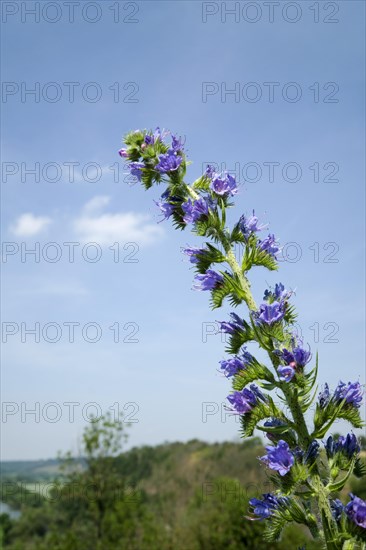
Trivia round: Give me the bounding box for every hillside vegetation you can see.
[1,418,365,549]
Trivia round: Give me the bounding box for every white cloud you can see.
[82,195,110,214]
[74,195,164,246]
[11,213,52,237]
[16,281,89,297]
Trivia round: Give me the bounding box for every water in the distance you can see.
[0,501,21,519]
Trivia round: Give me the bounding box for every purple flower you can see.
[336,434,360,459]
[326,434,360,461]
[260,440,295,476]
[274,283,286,300]
[219,347,253,378]
[303,440,320,463]
[331,499,344,521]
[318,383,330,408]
[154,196,175,221]
[258,234,280,258]
[281,346,311,368]
[219,312,245,334]
[334,381,363,408]
[182,197,209,224]
[264,283,291,303]
[182,247,206,264]
[293,346,311,366]
[128,162,145,181]
[219,357,245,378]
[155,151,182,173]
[226,387,257,414]
[241,346,254,363]
[281,349,295,364]
[144,126,168,145]
[324,435,335,458]
[239,211,268,239]
[278,365,295,383]
[249,384,266,402]
[192,270,223,291]
[219,321,237,334]
[249,493,283,520]
[345,494,366,528]
[210,172,237,196]
[325,435,336,458]
[205,164,216,179]
[171,134,185,152]
[257,302,285,325]
[118,148,129,158]
[338,434,360,458]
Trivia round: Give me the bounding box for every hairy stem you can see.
[182,178,337,546]
[226,248,257,311]
[220,236,337,547]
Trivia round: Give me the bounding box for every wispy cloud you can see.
[74,196,164,246]
[10,213,52,237]
[30,282,89,296]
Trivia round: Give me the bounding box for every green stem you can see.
[220,238,338,547]
[182,178,337,546]
[226,249,257,311]
[185,184,199,201]
[282,386,312,447]
[184,182,257,312]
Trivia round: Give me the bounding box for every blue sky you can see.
[1,0,365,460]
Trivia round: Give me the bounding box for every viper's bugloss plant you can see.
[119,127,366,549]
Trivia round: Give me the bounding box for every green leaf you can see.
[194,211,223,243]
[257,423,297,447]
[240,397,287,437]
[171,211,187,231]
[192,175,210,192]
[327,458,356,492]
[210,272,247,310]
[312,398,364,439]
[230,223,245,244]
[272,463,309,496]
[354,458,366,478]
[194,243,226,274]
[124,129,146,147]
[264,514,288,542]
[297,355,319,412]
[258,321,285,343]
[284,303,298,324]
[225,322,255,355]
[140,169,156,190]
[242,243,278,272]
[260,382,279,391]
[233,359,275,390]
[264,497,318,542]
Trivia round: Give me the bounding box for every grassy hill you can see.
[1,438,365,549]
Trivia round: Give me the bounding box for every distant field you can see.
[1,458,84,481]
